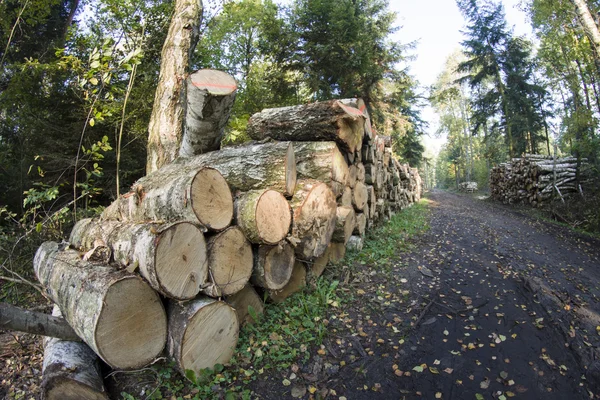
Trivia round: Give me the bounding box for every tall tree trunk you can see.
[570,0,600,76]
[146,0,203,174]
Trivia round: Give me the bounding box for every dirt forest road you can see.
[321,190,600,400]
[390,190,600,399]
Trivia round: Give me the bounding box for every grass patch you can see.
[122,199,432,399]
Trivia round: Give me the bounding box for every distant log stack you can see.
[490,154,588,206]
[31,91,423,388]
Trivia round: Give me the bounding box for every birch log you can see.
[251,242,295,290]
[0,303,79,341]
[236,190,291,245]
[70,219,207,300]
[41,306,108,400]
[180,69,237,157]
[247,100,365,153]
[294,142,349,185]
[204,226,253,297]
[34,242,167,370]
[226,285,264,325]
[167,298,239,378]
[288,180,337,260]
[102,166,233,232]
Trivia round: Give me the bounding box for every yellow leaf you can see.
[89,77,98,85]
[89,118,95,127]
[308,386,317,394]
[435,392,442,398]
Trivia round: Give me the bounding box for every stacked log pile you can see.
[490,154,586,206]
[29,71,422,397]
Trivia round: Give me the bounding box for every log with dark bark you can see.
[146,0,203,173]
[34,242,167,370]
[103,166,233,232]
[251,242,295,290]
[288,180,337,260]
[236,189,291,245]
[226,284,264,325]
[247,100,365,153]
[180,69,237,157]
[41,306,108,400]
[268,261,307,304]
[332,206,356,244]
[0,302,79,341]
[294,142,349,185]
[70,219,207,300]
[204,226,253,297]
[167,298,238,378]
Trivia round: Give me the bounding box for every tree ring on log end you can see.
[191,167,233,230]
[255,190,291,245]
[207,227,253,296]
[263,243,295,290]
[155,222,208,300]
[181,301,238,374]
[95,277,167,369]
[46,382,108,400]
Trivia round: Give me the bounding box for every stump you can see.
[180,69,237,157]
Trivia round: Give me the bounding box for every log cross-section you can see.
[34,242,167,370]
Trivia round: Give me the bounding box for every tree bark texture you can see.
[41,306,108,400]
[34,242,167,370]
[167,297,238,378]
[180,69,237,157]
[70,219,208,300]
[146,0,203,173]
[288,180,337,261]
[235,189,291,245]
[247,100,366,153]
[102,166,233,232]
[0,302,79,341]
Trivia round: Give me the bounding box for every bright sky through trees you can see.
[390,0,533,153]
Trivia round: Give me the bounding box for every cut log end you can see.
[44,380,108,400]
[269,261,307,304]
[191,167,233,230]
[252,242,295,290]
[189,69,237,95]
[206,227,253,296]
[171,299,239,376]
[226,285,264,325]
[155,222,208,300]
[95,277,167,370]
[254,190,292,245]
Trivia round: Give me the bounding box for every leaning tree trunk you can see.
[34,242,167,370]
[247,100,365,153]
[146,0,203,173]
[251,242,295,290]
[70,219,208,300]
[167,297,239,378]
[180,69,237,157]
[204,226,253,297]
[236,189,291,245]
[288,180,337,260]
[102,166,233,232]
[41,306,109,400]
